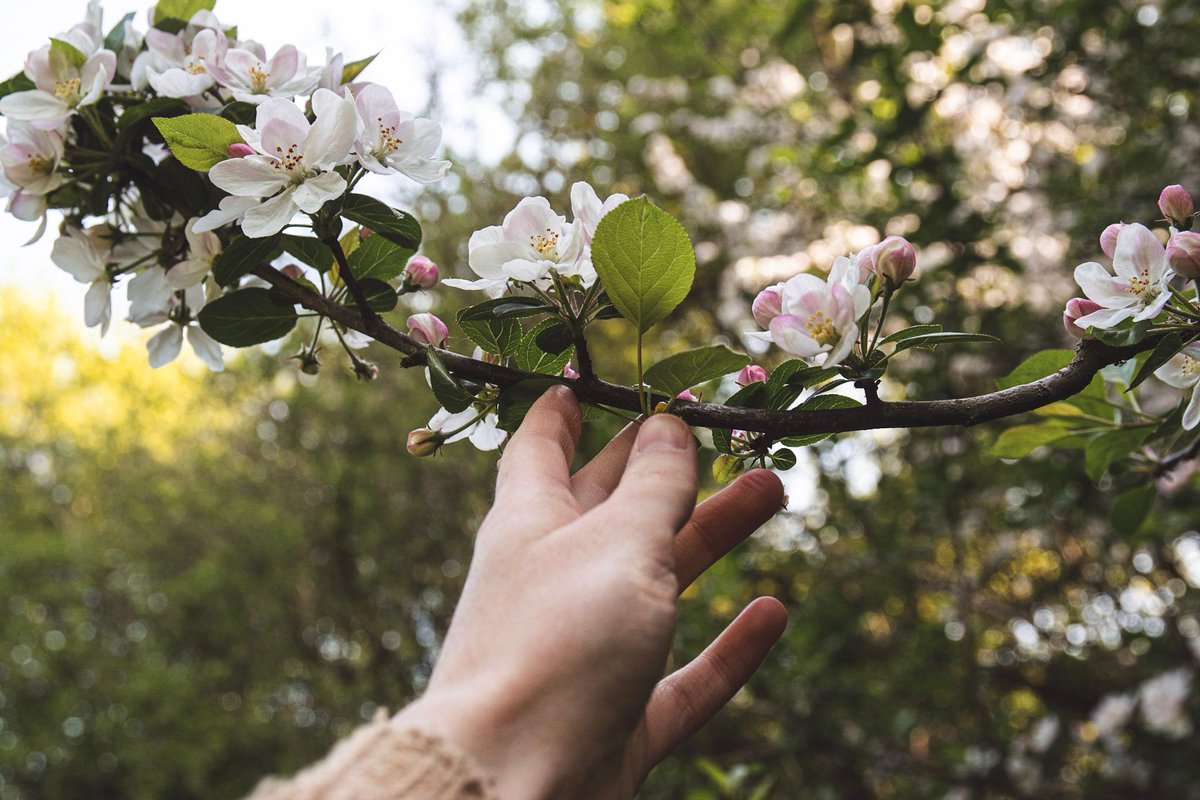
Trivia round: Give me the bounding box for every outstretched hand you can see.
[395,385,788,798]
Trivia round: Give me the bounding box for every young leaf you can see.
[459,296,552,321]
[1110,484,1156,538]
[880,323,943,345]
[281,234,335,272]
[1090,321,1148,347]
[212,233,283,286]
[591,196,696,333]
[1128,333,1186,391]
[781,432,833,447]
[341,52,379,84]
[517,320,574,374]
[800,394,863,411]
[341,194,422,249]
[769,448,798,470]
[104,11,137,51]
[425,348,476,414]
[152,0,215,24]
[152,113,244,172]
[49,39,87,70]
[642,345,750,398]
[346,234,411,282]
[457,314,522,357]
[0,72,34,101]
[990,424,1074,459]
[1084,427,1152,481]
[892,331,1000,353]
[997,350,1074,390]
[197,288,298,346]
[534,320,574,355]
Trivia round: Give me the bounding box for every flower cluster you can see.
[0,0,449,371]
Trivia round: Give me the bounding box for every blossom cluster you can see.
[0,1,449,371]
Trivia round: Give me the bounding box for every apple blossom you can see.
[1138,668,1193,739]
[407,313,448,347]
[1062,297,1102,340]
[427,406,507,451]
[140,27,226,100]
[768,283,859,367]
[737,364,768,385]
[207,90,358,238]
[352,84,451,184]
[777,256,871,325]
[147,316,225,372]
[872,236,917,285]
[126,266,176,327]
[50,227,112,335]
[0,42,116,129]
[566,181,628,285]
[0,123,65,222]
[167,218,222,289]
[210,43,321,105]
[1072,223,1173,330]
[1090,693,1136,739]
[1099,222,1126,259]
[1166,231,1200,279]
[1153,344,1200,430]
[751,285,784,329]
[1158,184,1193,229]
[403,254,439,289]
[562,363,580,380]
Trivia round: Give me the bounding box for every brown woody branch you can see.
[255,265,1156,437]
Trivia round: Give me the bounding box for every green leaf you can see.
[496,378,561,433]
[152,113,244,172]
[517,319,574,374]
[0,71,35,101]
[765,360,835,409]
[1110,484,1156,538]
[1085,427,1152,481]
[341,194,422,249]
[534,320,575,355]
[457,314,522,357]
[892,331,1001,353]
[643,345,750,398]
[800,394,863,411]
[425,348,476,414]
[281,234,335,273]
[990,424,1075,459]
[780,432,833,447]
[997,350,1074,390]
[880,323,943,345]
[769,448,798,470]
[458,296,552,321]
[152,0,215,24]
[1128,334,1186,391]
[341,52,379,84]
[358,277,398,312]
[197,288,298,346]
[712,453,744,484]
[104,12,137,52]
[1090,321,1149,347]
[591,196,696,333]
[346,234,411,282]
[49,38,87,70]
[212,233,283,287]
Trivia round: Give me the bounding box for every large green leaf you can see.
[1085,427,1152,481]
[152,113,244,172]
[281,234,335,273]
[458,314,522,357]
[643,345,750,398]
[197,288,298,346]
[591,197,695,333]
[997,350,1074,390]
[1128,333,1186,391]
[345,234,411,282]
[458,296,553,321]
[1111,484,1156,538]
[880,323,943,345]
[496,379,561,433]
[516,320,574,374]
[892,331,1000,353]
[341,194,422,250]
[212,233,283,287]
[358,277,398,312]
[990,424,1075,459]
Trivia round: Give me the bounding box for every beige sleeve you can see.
[244,709,498,800]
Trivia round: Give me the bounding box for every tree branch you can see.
[255,265,1156,437]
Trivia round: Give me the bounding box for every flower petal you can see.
[1074,261,1131,306]
[208,155,287,197]
[147,324,184,368]
[241,188,298,238]
[1112,223,1165,280]
[290,170,345,213]
[187,325,225,372]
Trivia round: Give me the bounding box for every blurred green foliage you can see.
[5,0,1200,798]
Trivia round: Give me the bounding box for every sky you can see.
[0,0,516,325]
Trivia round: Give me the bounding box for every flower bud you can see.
[353,359,380,381]
[1159,184,1194,229]
[562,363,580,380]
[676,389,698,402]
[406,313,448,347]
[226,142,255,158]
[1167,231,1200,279]
[280,263,304,280]
[752,286,783,329]
[1063,297,1102,340]
[1099,222,1126,259]
[403,255,439,289]
[736,364,768,386]
[359,226,375,241]
[291,349,321,375]
[407,428,441,457]
[873,236,917,285]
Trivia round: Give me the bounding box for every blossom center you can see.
[53,77,81,103]
[271,143,307,180]
[248,64,270,94]
[1126,269,1161,306]
[186,59,207,75]
[1181,356,1199,378]
[374,116,403,155]
[804,310,837,345]
[27,154,53,175]
[530,228,560,258]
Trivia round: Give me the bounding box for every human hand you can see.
[394,385,788,799]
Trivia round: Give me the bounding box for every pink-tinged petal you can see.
[259,117,307,162]
[208,155,287,196]
[769,314,822,358]
[1154,347,1200,389]
[395,156,450,184]
[167,257,211,289]
[51,235,103,282]
[504,258,553,283]
[80,51,117,96]
[187,326,225,372]
[1073,261,1131,306]
[149,68,213,98]
[503,196,563,244]
[468,240,530,279]
[84,279,111,331]
[404,117,443,158]
[241,188,298,237]
[184,219,222,257]
[127,268,174,325]
[147,325,184,368]
[442,276,506,293]
[1131,284,1172,322]
[254,95,309,132]
[1074,306,1134,330]
[825,328,857,366]
[266,45,300,85]
[355,84,401,131]
[467,225,506,250]
[290,170,345,213]
[0,90,68,123]
[1185,381,1200,431]
[302,89,356,165]
[570,181,603,232]
[780,273,826,311]
[1112,223,1165,281]
[8,191,46,221]
[191,29,222,61]
[145,29,185,61]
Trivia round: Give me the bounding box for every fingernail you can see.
[635,415,690,453]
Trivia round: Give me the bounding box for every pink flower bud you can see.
[1167,231,1200,279]
[1159,184,1194,228]
[359,227,374,241]
[280,264,304,280]
[752,286,783,329]
[873,236,917,285]
[407,428,440,457]
[406,313,448,347]
[1063,297,1102,339]
[1099,222,1126,259]
[404,255,439,289]
[676,389,698,402]
[736,364,768,385]
[226,142,255,158]
[562,363,580,380]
